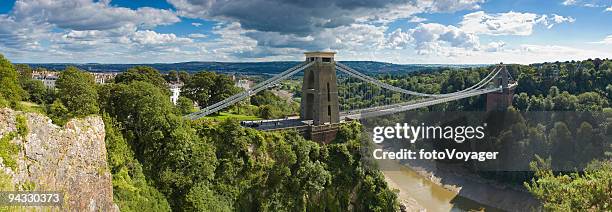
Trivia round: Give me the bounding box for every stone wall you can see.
[0,108,117,211]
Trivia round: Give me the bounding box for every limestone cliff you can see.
[0,108,117,211]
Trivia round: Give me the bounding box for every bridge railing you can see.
[186,61,315,119]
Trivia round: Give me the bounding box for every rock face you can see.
[0,108,117,211]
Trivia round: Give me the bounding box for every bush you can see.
[48,100,69,126]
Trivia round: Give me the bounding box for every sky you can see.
[0,0,610,64]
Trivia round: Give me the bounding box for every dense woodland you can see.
[0,54,397,211]
[1,53,611,211]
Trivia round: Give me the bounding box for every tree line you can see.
[0,54,398,211]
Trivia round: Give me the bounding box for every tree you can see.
[103,115,171,211]
[165,70,178,82]
[528,95,545,111]
[114,66,169,93]
[526,158,612,211]
[0,54,25,105]
[181,71,238,109]
[178,71,191,83]
[48,100,69,126]
[185,182,231,212]
[577,92,608,111]
[513,92,530,111]
[258,105,277,119]
[176,96,195,115]
[251,90,281,106]
[552,91,578,111]
[21,79,47,104]
[548,86,560,98]
[14,64,32,80]
[56,66,99,117]
[103,81,217,210]
[181,72,215,107]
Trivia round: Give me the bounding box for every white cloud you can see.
[562,0,577,5]
[11,0,179,31]
[591,35,612,44]
[605,6,612,11]
[408,16,427,23]
[392,23,480,56]
[460,11,575,36]
[192,22,202,27]
[484,41,506,52]
[188,33,208,38]
[386,29,413,49]
[131,30,192,45]
[417,0,485,12]
[561,0,609,8]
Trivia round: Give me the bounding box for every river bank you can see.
[380,158,541,211]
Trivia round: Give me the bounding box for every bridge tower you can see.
[486,64,514,111]
[300,52,341,143]
[301,52,340,125]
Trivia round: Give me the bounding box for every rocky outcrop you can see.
[0,108,117,211]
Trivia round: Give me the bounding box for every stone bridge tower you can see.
[486,64,514,111]
[301,52,340,125]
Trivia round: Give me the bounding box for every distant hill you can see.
[23,61,487,75]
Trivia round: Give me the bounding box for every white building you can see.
[92,72,117,84]
[169,82,183,105]
[32,73,59,89]
[235,79,252,90]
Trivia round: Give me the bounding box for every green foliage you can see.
[185,182,231,212]
[181,71,239,109]
[103,115,171,211]
[249,90,300,118]
[0,94,8,108]
[56,66,99,117]
[20,79,47,104]
[0,132,19,171]
[511,60,611,112]
[0,115,26,172]
[0,171,13,190]
[15,115,28,137]
[101,81,217,210]
[0,54,25,105]
[17,101,45,114]
[48,100,69,126]
[526,158,612,211]
[258,105,277,119]
[186,120,398,211]
[114,66,169,94]
[176,96,195,115]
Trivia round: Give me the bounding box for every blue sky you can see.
[0,0,610,64]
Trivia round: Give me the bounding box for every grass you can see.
[0,132,19,170]
[201,112,262,121]
[18,101,45,114]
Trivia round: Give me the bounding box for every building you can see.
[32,70,118,88]
[169,82,183,105]
[235,79,252,90]
[92,72,118,84]
[31,70,59,88]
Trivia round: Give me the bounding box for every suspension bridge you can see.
[186,52,517,142]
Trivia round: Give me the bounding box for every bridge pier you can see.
[300,52,341,143]
[486,64,514,111]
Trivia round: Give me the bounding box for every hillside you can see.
[24,61,485,75]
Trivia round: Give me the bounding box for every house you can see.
[169,82,183,105]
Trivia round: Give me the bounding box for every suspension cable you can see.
[336,62,501,98]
